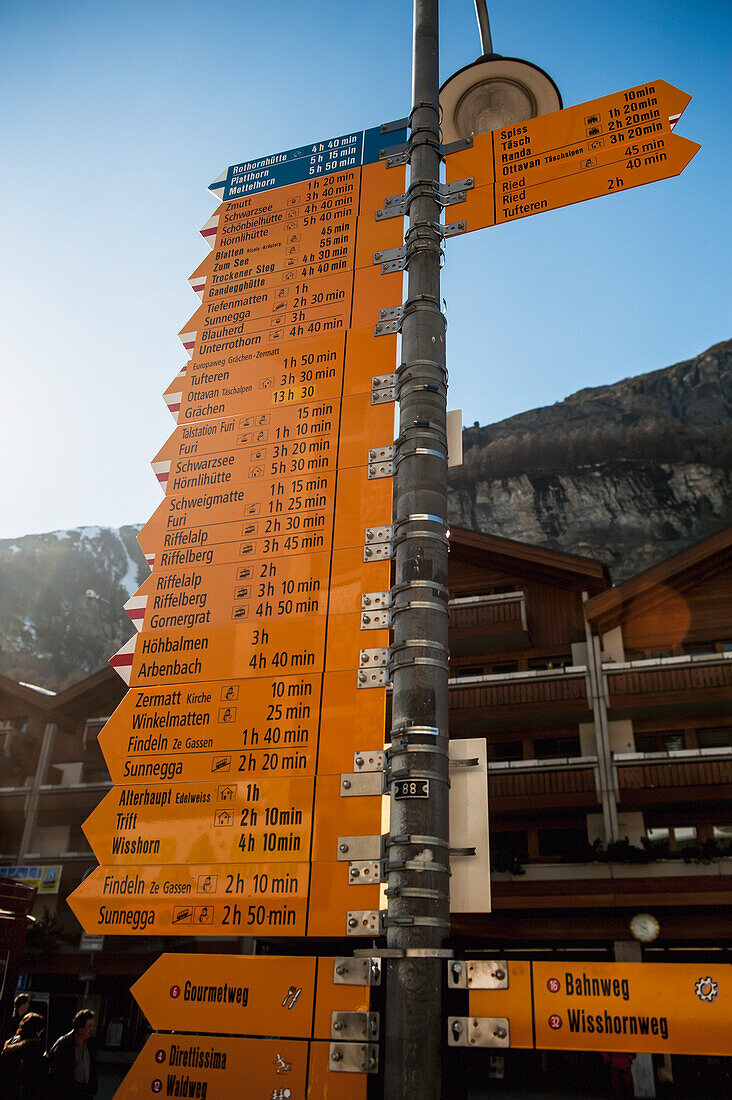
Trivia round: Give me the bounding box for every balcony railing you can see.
[449,666,589,732]
[449,592,530,654]
[604,653,732,714]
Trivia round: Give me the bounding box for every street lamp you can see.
[439,1,562,142]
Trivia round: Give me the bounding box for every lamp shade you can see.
[440,55,562,144]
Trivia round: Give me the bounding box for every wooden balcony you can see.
[617,753,732,806]
[605,657,732,719]
[489,761,599,813]
[449,668,590,733]
[449,592,530,655]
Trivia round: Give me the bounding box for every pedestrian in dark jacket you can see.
[1,1011,47,1099]
[47,1009,97,1099]
[3,993,31,1046]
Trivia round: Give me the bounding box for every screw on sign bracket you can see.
[346,910,385,937]
[329,1043,380,1073]
[447,960,509,989]
[333,956,382,986]
[447,1017,510,1047]
[331,1011,380,1041]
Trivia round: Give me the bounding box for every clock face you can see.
[630,913,660,942]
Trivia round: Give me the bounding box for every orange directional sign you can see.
[444,81,698,232]
[111,610,387,688]
[98,667,387,785]
[125,546,384,633]
[68,859,380,938]
[163,327,397,422]
[181,262,399,357]
[533,961,732,1057]
[137,466,393,568]
[150,391,394,493]
[465,961,732,1057]
[82,776,315,865]
[446,79,692,187]
[116,1034,368,1099]
[452,131,699,232]
[130,954,372,1038]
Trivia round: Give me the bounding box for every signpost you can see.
[68,5,701,1097]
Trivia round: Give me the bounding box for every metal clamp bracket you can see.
[381,116,410,134]
[354,750,386,771]
[447,961,509,990]
[341,771,384,797]
[442,135,473,156]
[346,910,385,937]
[333,956,382,986]
[385,914,450,928]
[449,757,480,769]
[363,526,393,563]
[329,1042,380,1073]
[359,647,388,669]
[374,318,401,336]
[386,860,450,876]
[443,220,467,238]
[367,445,394,480]
[331,1011,380,1041]
[338,835,385,862]
[389,724,441,739]
[375,194,407,220]
[348,859,385,885]
[371,373,397,403]
[384,886,447,901]
[447,1018,509,1048]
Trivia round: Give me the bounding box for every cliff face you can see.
[450,463,732,582]
[0,525,147,690]
[450,340,732,581]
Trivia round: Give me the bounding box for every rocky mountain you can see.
[0,526,147,690]
[1,340,729,689]
[450,339,732,580]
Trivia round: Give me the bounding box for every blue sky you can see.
[1,1,729,538]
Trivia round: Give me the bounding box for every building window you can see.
[490,661,519,674]
[634,730,685,753]
[491,740,523,762]
[697,727,732,749]
[683,642,717,656]
[454,665,484,678]
[534,735,581,759]
[646,826,697,852]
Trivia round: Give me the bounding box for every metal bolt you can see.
[494,969,505,981]
[350,867,360,878]
[331,1050,342,1062]
[348,917,358,928]
[366,529,374,540]
[355,756,364,767]
[342,779,351,790]
[358,670,368,682]
[360,653,369,664]
[376,210,383,218]
[339,843,349,853]
[335,965,345,975]
[374,253,382,262]
[494,1027,507,1040]
[333,1021,343,1031]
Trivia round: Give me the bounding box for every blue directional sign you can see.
[209,123,407,202]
